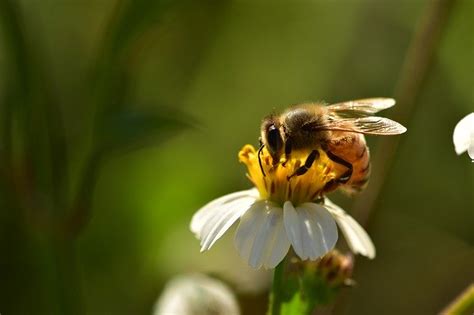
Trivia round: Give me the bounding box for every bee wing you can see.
[327,98,396,116]
[310,116,407,135]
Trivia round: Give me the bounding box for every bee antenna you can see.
[258,144,266,177]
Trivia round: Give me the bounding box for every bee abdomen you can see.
[346,142,371,192]
[322,133,371,194]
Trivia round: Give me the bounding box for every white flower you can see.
[190,145,375,269]
[153,274,240,315]
[191,188,375,269]
[453,113,474,160]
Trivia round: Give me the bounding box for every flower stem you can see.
[53,239,84,315]
[351,0,458,227]
[269,258,286,315]
[440,284,474,315]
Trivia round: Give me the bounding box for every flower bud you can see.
[315,250,354,288]
[153,274,240,315]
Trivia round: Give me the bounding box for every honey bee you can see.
[259,98,406,194]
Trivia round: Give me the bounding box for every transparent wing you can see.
[327,98,396,116]
[307,116,407,135]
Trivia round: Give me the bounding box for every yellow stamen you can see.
[238,145,346,205]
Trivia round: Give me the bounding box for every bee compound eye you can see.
[267,125,283,153]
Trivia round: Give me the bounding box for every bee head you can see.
[261,116,284,160]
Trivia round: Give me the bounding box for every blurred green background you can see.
[0,0,473,314]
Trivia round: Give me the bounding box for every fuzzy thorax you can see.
[238,145,346,205]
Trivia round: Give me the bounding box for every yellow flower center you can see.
[238,145,346,205]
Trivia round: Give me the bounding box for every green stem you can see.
[53,239,83,315]
[270,258,286,315]
[351,0,458,227]
[441,284,474,315]
[62,149,103,239]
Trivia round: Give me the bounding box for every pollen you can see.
[238,145,346,205]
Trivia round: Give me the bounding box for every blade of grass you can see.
[351,0,458,226]
[333,0,458,313]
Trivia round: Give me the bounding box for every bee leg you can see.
[325,150,353,184]
[313,195,325,204]
[322,179,339,193]
[258,144,266,177]
[287,149,320,180]
[282,140,292,167]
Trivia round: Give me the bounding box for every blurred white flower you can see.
[153,274,240,315]
[453,113,474,161]
[190,145,375,269]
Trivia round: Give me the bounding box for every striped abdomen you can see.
[324,132,371,194]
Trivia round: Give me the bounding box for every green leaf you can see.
[280,291,306,315]
[278,263,339,315]
[107,0,175,55]
[95,107,194,155]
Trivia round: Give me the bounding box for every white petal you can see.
[469,140,474,160]
[199,198,256,251]
[234,201,290,269]
[324,198,376,259]
[453,113,474,155]
[282,201,304,256]
[469,128,474,160]
[190,188,258,235]
[153,274,240,315]
[284,201,338,260]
